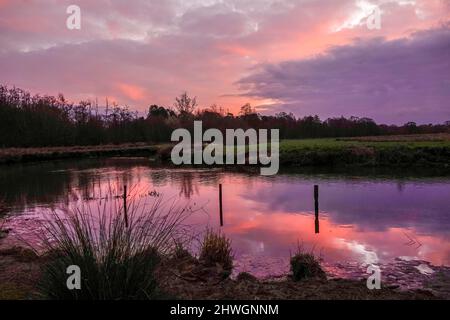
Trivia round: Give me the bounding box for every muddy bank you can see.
[154,254,441,300]
[0,245,446,300]
[233,254,450,298]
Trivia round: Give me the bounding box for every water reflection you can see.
[1,158,449,273]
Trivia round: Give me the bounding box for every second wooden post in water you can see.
[314,185,319,234]
[219,184,223,227]
[124,185,129,228]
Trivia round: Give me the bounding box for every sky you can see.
[0,0,449,124]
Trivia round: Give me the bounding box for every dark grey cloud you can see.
[237,26,450,124]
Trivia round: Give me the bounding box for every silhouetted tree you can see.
[174,92,197,116]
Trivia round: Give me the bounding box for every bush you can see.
[36,196,192,300]
[290,246,325,281]
[199,229,233,272]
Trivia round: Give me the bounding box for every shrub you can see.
[290,246,325,281]
[199,229,233,272]
[36,195,192,300]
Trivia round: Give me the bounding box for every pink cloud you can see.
[117,83,147,102]
[0,0,448,119]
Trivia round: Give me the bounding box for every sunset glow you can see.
[1,0,449,123]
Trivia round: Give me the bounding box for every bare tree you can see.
[174,92,197,116]
[239,103,255,116]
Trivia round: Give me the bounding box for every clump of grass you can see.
[35,195,192,300]
[290,244,325,281]
[199,229,233,272]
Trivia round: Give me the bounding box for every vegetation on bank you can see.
[0,143,160,164]
[1,134,449,167]
[279,136,450,167]
[199,229,234,275]
[290,245,326,281]
[1,85,449,148]
[33,197,193,300]
[0,236,441,300]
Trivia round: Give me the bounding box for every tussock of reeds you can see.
[290,243,325,281]
[199,228,233,272]
[35,193,194,300]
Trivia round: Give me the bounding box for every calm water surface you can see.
[1,158,449,277]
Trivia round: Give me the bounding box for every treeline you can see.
[0,86,449,148]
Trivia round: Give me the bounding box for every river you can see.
[1,157,449,280]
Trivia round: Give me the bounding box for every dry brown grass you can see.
[199,229,234,272]
[0,142,150,157]
[0,143,167,164]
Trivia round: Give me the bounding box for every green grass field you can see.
[278,134,450,167]
[280,135,450,152]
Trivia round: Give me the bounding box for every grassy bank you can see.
[0,143,162,164]
[1,134,449,168]
[279,134,450,168]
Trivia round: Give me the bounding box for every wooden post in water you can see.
[124,185,129,228]
[314,185,319,234]
[219,184,223,227]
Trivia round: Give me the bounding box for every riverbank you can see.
[279,134,450,168]
[0,143,161,164]
[1,134,449,168]
[0,245,443,300]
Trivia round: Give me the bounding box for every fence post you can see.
[124,185,128,227]
[314,185,319,234]
[219,184,223,227]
